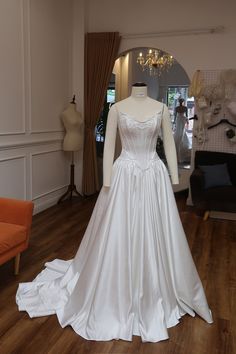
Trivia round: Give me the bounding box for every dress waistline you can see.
[117,151,161,171]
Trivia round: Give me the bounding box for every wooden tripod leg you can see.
[15,253,21,275]
[203,211,210,221]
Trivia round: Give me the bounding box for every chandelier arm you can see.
[137,48,174,76]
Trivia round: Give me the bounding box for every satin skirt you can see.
[16,157,213,342]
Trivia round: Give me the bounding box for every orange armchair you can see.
[0,197,34,274]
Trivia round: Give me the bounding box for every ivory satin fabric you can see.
[16,109,213,342]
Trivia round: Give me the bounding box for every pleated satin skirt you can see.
[16,156,213,342]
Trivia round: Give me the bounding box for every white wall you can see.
[86,0,236,77]
[71,0,86,192]
[113,53,132,101]
[0,0,74,213]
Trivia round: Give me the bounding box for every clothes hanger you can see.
[208,117,236,129]
[189,114,198,121]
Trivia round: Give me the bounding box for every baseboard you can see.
[33,187,68,214]
[209,211,236,221]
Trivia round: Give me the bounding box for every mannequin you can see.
[174,98,191,164]
[61,97,83,151]
[103,84,179,186]
[174,98,188,123]
[17,84,213,343]
[58,96,83,203]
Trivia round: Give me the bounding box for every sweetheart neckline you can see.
[119,110,162,124]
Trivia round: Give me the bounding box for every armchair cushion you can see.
[190,151,236,215]
[0,198,33,229]
[0,222,27,254]
[0,197,33,272]
[199,163,232,189]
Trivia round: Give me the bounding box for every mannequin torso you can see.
[103,86,179,187]
[61,103,83,151]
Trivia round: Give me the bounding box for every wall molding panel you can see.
[0,135,63,151]
[30,129,64,134]
[31,148,70,207]
[0,155,27,200]
[33,185,68,201]
[0,0,26,135]
[33,186,68,215]
[22,0,32,133]
[29,0,72,133]
[0,0,74,213]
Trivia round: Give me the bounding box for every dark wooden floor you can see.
[0,192,235,354]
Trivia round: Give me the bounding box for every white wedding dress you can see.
[16,109,213,343]
[174,112,191,163]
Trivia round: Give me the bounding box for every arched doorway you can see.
[96,47,194,191]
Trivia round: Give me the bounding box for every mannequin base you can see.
[57,162,82,204]
[57,184,82,204]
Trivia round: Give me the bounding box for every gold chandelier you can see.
[137,49,174,76]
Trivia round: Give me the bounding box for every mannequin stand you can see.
[58,152,82,204]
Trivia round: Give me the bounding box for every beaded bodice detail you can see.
[117,110,163,170]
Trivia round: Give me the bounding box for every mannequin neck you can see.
[67,103,76,110]
[131,86,148,99]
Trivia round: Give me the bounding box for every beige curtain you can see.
[82,32,121,196]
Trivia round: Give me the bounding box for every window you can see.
[107,89,115,103]
[95,88,115,157]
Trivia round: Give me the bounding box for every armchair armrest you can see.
[0,198,34,232]
[190,168,205,204]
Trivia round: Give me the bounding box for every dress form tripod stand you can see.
[58,95,83,204]
[58,151,81,203]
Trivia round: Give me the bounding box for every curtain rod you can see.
[121,26,225,39]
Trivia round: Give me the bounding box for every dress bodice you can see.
[117,110,163,170]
